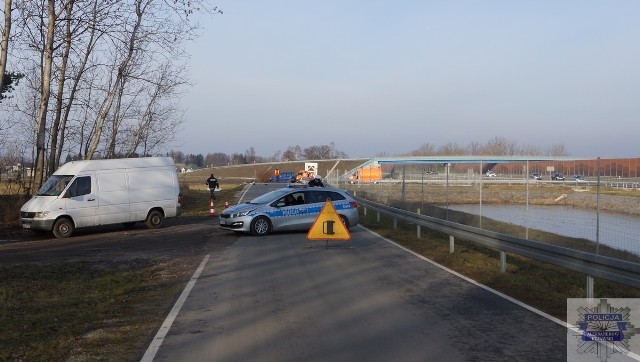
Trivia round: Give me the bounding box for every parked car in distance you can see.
[270,170,296,183]
[219,186,359,236]
[485,171,497,177]
[551,173,565,181]
[425,171,438,175]
[530,173,542,180]
[569,174,587,182]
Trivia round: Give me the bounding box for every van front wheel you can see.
[145,210,164,229]
[53,218,74,238]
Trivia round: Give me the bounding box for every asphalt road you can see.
[149,225,575,362]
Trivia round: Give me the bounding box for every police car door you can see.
[271,191,307,231]
[298,190,330,228]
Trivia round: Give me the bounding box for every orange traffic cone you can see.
[209,198,216,216]
[224,200,229,209]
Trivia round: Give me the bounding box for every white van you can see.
[20,157,181,238]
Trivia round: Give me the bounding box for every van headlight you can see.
[35,211,49,218]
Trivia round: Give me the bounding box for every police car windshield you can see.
[37,175,74,196]
[249,189,290,204]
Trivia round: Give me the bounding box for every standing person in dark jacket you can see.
[308,175,324,187]
[206,174,219,199]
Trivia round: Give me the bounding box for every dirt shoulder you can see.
[0,215,226,263]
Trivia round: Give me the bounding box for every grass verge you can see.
[0,258,200,361]
[178,182,245,217]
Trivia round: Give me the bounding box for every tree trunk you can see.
[32,0,56,194]
[0,0,12,97]
[48,2,73,173]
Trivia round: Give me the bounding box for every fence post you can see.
[393,217,397,229]
[417,208,421,238]
[449,235,455,254]
[500,251,507,273]
[586,275,594,299]
[377,211,380,223]
[363,206,367,216]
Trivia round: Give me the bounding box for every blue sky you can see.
[180,1,640,158]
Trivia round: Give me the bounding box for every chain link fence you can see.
[325,159,640,263]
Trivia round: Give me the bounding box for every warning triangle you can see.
[307,199,351,240]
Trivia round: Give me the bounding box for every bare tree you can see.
[0,0,12,95]
[302,145,325,160]
[244,147,257,163]
[117,61,187,157]
[84,0,145,159]
[282,145,302,161]
[169,149,184,163]
[547,143,568,157]
[55,0,125,163]
[46,0,73,173]
[85,0,216,159]
[230,153,245,165]
[480,136,517,156]
[32,0,73,193]
[518,144,542,156]
[302,142,347,160]
[268,150,282,162]
[207,152,230,166]
[8,0,219,190]
[407,143,436,156]
[467,141,481,155]
[436,142,466,155]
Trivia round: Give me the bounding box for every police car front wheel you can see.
[250,216,272,236]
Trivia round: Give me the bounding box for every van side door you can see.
[64,175,97,228]
[97,172,130,225]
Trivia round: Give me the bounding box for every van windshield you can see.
[37,175,74,196]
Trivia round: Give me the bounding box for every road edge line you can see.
[140,254,211,362]
[363,226,640,361]
[359,225,569,326]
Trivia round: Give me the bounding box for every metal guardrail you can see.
[355,196,640,289]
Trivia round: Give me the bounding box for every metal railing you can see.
[355,196,640,295]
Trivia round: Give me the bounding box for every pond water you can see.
[448,204,640,255]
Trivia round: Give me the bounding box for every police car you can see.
[219,186,359,236]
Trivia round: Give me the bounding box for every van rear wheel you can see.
[145,210,164,229]
[53,218,74,238]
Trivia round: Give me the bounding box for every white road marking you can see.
[361,226,640,361]
[140,254,210,362]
